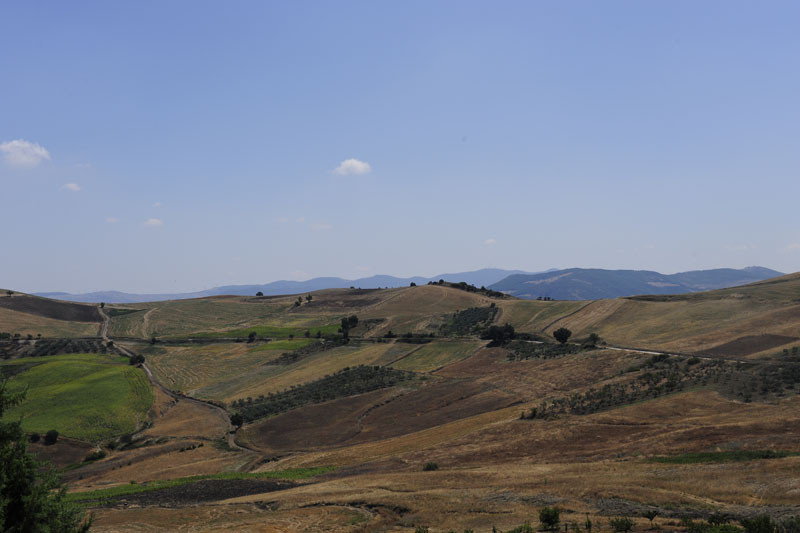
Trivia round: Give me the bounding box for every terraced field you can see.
[1,353,153,442]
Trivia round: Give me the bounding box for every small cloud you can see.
[783,243,800,253]
[152,201,161,208]
[484,238,496,246]
[0,139,51,167]
[105,217,119,223]
[333,158,371,176]
[310,223,333,231]
[61,183,80,192]
[75,162,93,169]
[644,243,656,250]
[355,265,370,272]
[276,217,289,223]
[143,218,163,227]
[289,270,308,280]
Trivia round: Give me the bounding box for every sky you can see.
[2,1,800,294]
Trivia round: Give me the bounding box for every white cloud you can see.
[289,270,308,280]
[484,238,496,246]
[0,139,51,167]
[333,158,371,176]
[296,217,306,223]
[61,183,80,192]
[783,243,800,252]
[152,201,162,208]
[310,223,333,231]
[105,217,119,223]
[143,218,163,227]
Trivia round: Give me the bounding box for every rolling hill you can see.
[489,266,783,300]
[4,274,800,531]
[34,268,541,303]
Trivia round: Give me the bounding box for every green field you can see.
[250,338,317,351]
[1,353,153,442]
[391,341,482,372]
[192,323,340,339]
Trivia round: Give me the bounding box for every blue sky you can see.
[2,1,799,293]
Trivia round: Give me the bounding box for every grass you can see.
[0,307,99,338]
[1,353,153,442]
[649,450,800,464]
[250,338,316,352]
[192,323,340,339]
[391,341,481,372]
[66,466,337,504]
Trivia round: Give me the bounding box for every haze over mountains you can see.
[35,266,782,304]
[489,266,783,300]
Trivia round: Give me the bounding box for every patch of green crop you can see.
[1,354,152,442]
[66,466,336,504]
[250,338,316,352]
[193,324,340,339]
[649,450,800,464]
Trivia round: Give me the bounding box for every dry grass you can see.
[0,307,99,337]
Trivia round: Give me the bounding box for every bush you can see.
[422,462,439,471]
[610,517,635,532]
[553,327,572,344]
[83,449,107,462]
[29,433,40,443]
[44,429,59,445]
[539,506,561,531]
[742,515,776,533]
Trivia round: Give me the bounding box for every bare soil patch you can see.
[0,295,101,323]
[102,479,297,507]
[700,334,799,357]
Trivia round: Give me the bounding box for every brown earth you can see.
[0,294,101,323]
[700,334,799,358]
[240,379,518,454]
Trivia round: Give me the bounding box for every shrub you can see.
[422,462,439,471]
[83,449,107,462]
[742,515,776,533]
[553,327,572,344]
[508,522,534,533]
[29,433,40,443]
[540,506,561,531]
[44,429,59,445]
[610,517,635,532]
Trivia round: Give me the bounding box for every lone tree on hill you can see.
[305,294,312,302]
[553,327,572,344]
[0,382,92,531]
[256,291,263,296]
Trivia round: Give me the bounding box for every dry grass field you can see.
[4,277,800,531]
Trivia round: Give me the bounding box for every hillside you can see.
[3,278,800,531]
[34,268,542,303]
[489,266,783,300]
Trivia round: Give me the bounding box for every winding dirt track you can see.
[98,307,257,459]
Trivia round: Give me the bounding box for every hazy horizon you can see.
[3,1,800,294]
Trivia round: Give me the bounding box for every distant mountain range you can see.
[488,266,784,300]
[35,266,785,304]
[35,268,543,304]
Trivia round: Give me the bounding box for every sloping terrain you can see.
[3,277,800,531]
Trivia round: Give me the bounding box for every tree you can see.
[247,332,256,343]
[0,381,92,531]
[100,302,105,308]
[553,327,572,344]
[480,324,516,346]
[44,429,59,445]
[305,294,312,302]
[230,413,244,429]
[410,282,416,287]
[539,506,561,531]
[256,291,263,296]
